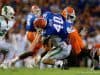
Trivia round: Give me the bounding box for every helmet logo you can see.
[4,6,7,15]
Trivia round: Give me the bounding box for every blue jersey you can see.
[42,12,71,41]
[25,13,36,32]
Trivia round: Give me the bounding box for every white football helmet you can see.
[31,5,41,17]
[1,6,15,20]
[61,6,76,23]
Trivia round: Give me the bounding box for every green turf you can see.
[0,67,100,75]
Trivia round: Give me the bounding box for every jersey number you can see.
[53,16,63,32]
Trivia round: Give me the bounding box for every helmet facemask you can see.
[66,13,76,23]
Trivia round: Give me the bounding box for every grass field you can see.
[0,67,100,75]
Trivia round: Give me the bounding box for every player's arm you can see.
[29,31,41,51]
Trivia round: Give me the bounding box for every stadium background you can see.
[0,0,100,75]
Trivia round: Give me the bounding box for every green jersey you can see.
[0,16,15,39]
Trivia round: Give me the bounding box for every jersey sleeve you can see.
[43,12,51,19]
[26,14,34,26]
[66,22,75,33]
[25,14,36,31]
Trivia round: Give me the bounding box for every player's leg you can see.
[10,31,40,65]
[39,47,61,69]
[10,45,43,67]
[94,47,100,70]
[10,51,34,65]
[41,42,72,69]
[0,52,5,65]
[41,47,62,64]
[50,42,71,69]
[41,36,63,64]
[0,41,16,69]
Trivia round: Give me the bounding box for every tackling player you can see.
[10,11,72,69]
[33,12,72,69]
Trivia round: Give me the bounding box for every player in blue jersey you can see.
[33,12,72,69]
[9,5,43,68]
[25,4,41,42]
[25,5,42,54]
[25,5,43,68]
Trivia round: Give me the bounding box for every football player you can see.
[24,5,43,68]
[0,5,16,69]
[33,12,72,69]
[10,11,72,69]
[61,6,85,55]
[9,5,43,68]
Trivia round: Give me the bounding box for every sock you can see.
[19,51,34,60]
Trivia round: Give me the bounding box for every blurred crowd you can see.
[1,0,99,34]
[0,0,100,67]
